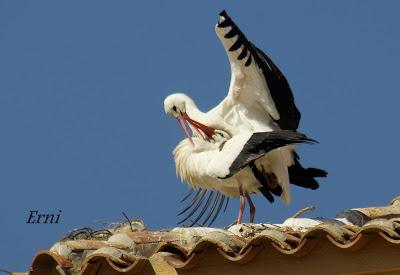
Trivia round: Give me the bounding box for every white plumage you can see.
[173,134,293,202]
[164,11,325,225]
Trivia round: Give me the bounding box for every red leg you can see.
[237,185,245,224]
[245,192,256,223]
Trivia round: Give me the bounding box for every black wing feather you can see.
[250,43,301,130]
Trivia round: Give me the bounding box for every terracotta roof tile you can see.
[24,195,400,274]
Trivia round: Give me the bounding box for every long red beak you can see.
[177,114,194,145]
[176,113,216,146]
[182,113,215,139]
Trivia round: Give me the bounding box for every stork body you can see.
[174,133,290,198]
[164,11,326,225]
[172,131,314,226]
[165,93,296,204]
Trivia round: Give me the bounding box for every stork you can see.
[164,10,326,225]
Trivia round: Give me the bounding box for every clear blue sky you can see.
[1,1,399,271]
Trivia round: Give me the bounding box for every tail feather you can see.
[289,157,327,190]
[259,186,274,203]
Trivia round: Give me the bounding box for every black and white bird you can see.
[164,10,326,226]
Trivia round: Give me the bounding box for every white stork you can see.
[164,10,326,226]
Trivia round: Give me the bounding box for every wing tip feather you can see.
[219,10,228,17]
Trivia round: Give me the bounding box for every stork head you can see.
[163,93,193,117]
[164,93,216,146]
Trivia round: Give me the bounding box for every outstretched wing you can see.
[213,10,301,131]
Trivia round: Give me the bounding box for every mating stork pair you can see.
[164,10,326,226]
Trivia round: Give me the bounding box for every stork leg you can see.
[245,192,256,223]
[237,185,245,224]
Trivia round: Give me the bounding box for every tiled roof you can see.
[23,196,400,275]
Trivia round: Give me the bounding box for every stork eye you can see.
[172,106,177,112]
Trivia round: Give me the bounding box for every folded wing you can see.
[208,130,315,179]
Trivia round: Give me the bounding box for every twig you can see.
[122,211,134,232]
[291,205,316,218]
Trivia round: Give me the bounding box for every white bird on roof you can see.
[164,10,326,226]
[171,129,315,226]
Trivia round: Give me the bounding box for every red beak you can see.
[176,113,216,146]
[182,113,216,140]
[177,114,194,146]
